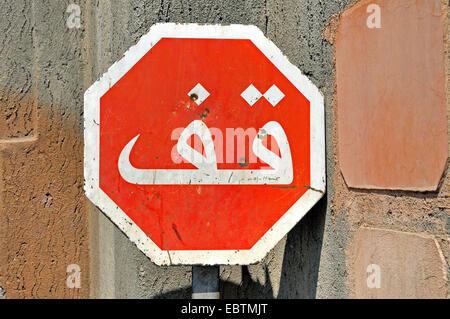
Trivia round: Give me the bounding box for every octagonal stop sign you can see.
[84,24,325,265]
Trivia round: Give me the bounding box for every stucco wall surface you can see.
[0,0,447,298]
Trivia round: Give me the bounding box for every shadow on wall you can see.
[277,196,327,299]
[152,197,327,299]
[0,281,5,299]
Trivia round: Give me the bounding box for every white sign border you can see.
[84,23,325,266]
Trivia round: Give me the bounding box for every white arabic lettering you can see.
[118,121,293,185]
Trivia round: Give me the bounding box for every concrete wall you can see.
[0,0,448,298]
[0,0,89,298]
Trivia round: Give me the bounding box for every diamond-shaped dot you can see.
[188,83,210,105]
[264,85,285,107]
[241,84,263,106]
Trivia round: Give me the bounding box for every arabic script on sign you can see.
[118,120,293,185]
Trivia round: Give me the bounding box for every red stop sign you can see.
[84,24,325,265]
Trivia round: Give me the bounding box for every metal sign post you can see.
[192,266,220,299]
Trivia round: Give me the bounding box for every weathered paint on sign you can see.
[84,24,325,265]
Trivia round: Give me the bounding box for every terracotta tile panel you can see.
[352,227,448,298]
[336,0,448,191]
